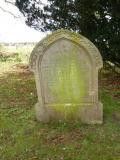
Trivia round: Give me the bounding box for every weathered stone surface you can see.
[29,29,103,124]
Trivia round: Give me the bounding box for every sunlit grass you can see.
[0,46,120,160]
[0,44,34,74]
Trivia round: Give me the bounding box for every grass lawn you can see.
[0,50,120,159]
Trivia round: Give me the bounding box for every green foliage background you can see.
[16,0,120,67]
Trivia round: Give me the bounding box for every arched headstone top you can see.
[29,29,103,72]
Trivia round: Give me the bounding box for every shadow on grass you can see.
[0,68,37,109]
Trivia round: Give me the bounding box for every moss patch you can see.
[47,48,87,117]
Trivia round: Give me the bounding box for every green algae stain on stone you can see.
[48,48,87,118]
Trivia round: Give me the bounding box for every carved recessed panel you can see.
[41,39,92,104]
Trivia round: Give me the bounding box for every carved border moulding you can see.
[29,29,103,124]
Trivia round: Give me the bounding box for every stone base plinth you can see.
[35,102,103,124]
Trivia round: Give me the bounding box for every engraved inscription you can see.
[41,39,92,104]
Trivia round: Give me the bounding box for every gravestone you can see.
[29,29,103,124]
